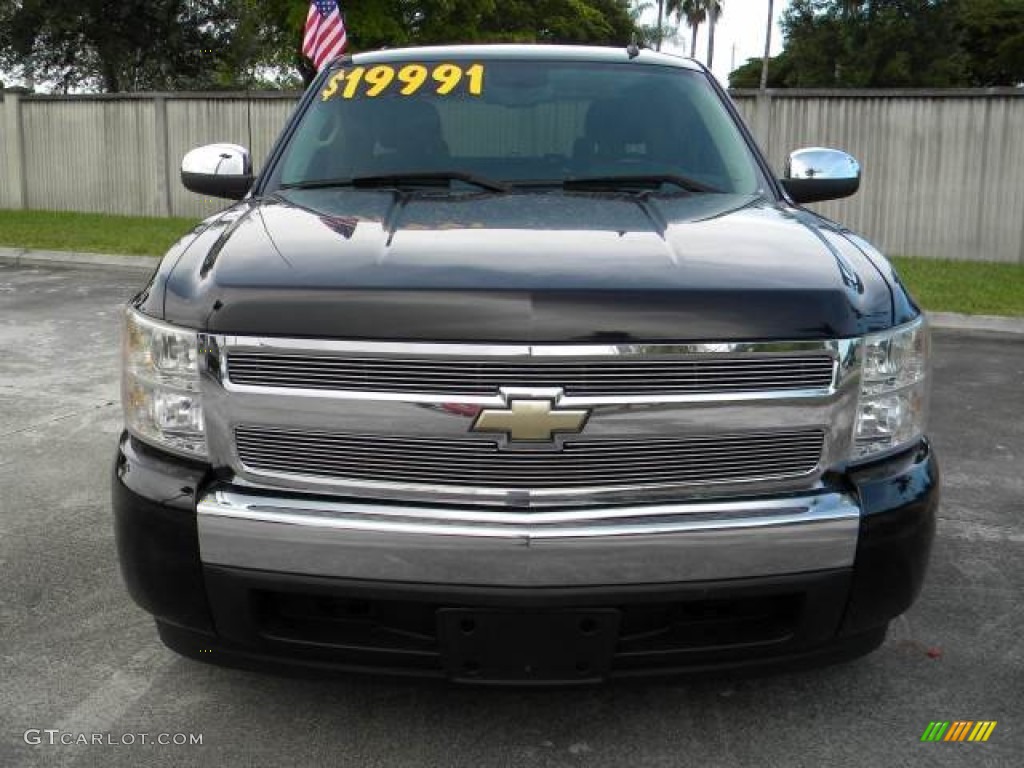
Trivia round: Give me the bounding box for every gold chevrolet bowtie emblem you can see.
[471,398,590,442]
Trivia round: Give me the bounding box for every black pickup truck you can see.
[113,44,938,683]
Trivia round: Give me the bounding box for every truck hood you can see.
[160,189,894,342]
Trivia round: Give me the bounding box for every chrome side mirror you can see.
[781,147,861,204]
[180,143,254,200]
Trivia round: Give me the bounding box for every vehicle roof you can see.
[349,44,703,71]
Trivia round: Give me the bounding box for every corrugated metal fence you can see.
[0,92,298,220]
[2,88,1022,262]
[731,89,1024,264]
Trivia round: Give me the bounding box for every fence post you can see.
[2,90,27,209]
[153,95,172,217]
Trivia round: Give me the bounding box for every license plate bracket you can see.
[437,608,620,683]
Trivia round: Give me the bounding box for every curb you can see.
[927,312,1024,336]
[2,247,1023,336]
[0,247,159,273]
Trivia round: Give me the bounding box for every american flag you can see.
[302,0,348,71]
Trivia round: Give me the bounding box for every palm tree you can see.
[670,1,722,64]
[706,0,723,70]
[760,0,774,91]
[672,0,706,60]
[663,0,725,66]
[840,0,864,16]
[656,0,666,50]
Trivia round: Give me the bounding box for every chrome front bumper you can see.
[197,489,861,587]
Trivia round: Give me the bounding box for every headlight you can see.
[853,316,930,460]
[122,308,206,458]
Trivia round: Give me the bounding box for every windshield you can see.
[269,58,763,194]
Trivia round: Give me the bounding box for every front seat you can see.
[572,98,635,171]
[370,99,451,173]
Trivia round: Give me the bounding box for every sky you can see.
[642,0,791,84]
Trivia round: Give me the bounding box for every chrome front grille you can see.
[203,336,861,507]
[225,351,836,396]
[235,426,825,489]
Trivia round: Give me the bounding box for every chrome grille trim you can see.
[226,351,836,396]
[199,336,862,507]
[235,426,825,490]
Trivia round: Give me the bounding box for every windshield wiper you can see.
[280,172,509,193]
[353,172,509,192]
[562,174,720,194]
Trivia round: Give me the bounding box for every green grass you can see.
[1,210,1021,316]
[892,257,1024,318]
[0,210,198,256]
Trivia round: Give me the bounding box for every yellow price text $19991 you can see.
[321,63,485,102]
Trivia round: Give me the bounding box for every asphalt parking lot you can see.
[1,263,1021,768]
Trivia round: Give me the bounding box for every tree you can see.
[655,0,666,49]
[673,0,707,59]
[0,1,242,92]
[835,0,966,86]
[733,0,996,88]
[667,0,722,67]
[735,1,1022,89]
[667,0,725,63]
[706,0,722,68]
[228,0,315,88]
[729,53,792,88]
[760,0,774,90]
[957,0,1024,86]
[776,0,844,86]
[0,0,643,92]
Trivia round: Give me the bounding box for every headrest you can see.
[373,99,445,149]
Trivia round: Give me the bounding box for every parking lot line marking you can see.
[53,647,169,739]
